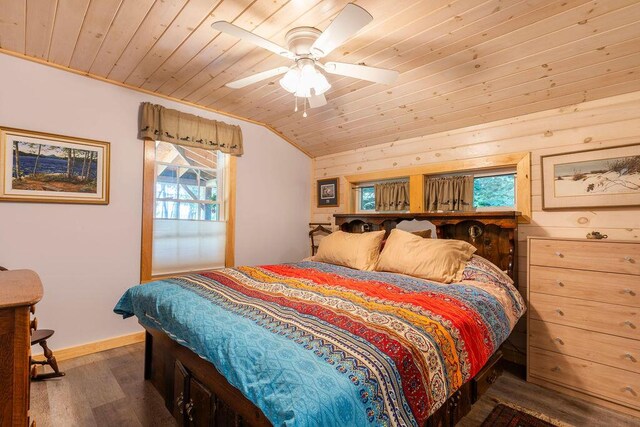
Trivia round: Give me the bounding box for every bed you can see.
[115,212,524,427]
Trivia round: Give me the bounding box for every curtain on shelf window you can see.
[425,175,474,211]
[374,181,410,211]
[139,102,243,156]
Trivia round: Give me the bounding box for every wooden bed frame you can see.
[143,211,519,427]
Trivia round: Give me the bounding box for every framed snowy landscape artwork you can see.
[541,144,640,209]
[0,127,110,204]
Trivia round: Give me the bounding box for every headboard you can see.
[334,211,519,286]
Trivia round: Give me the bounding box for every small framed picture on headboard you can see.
[317,177,339,207]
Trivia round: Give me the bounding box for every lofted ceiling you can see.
[1,0,640,157]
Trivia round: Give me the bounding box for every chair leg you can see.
[40,339,61,374]
[31,340,65,381]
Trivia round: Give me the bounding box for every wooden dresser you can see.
[527,237,640,417]
[0,269,43,426]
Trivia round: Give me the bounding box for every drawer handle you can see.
[555,251,564,258]
[176,392,184,414]
[30,317,38,331]
[553,337,564,345]
[623,320,636,329]
[623,353,637,363]
[624,256,635,264]
[622,288,636,296]
[556,280,565,287]
[622,386,637,397]
[185,399,195,422]
[555,309,564,316]
[551,366,561,373]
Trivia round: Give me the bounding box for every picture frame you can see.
[317,177,339,207]
[0,126,110,204]
[541,143,640,209]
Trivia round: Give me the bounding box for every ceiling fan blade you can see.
[211,21,294,59]
[226,66,290,89]
[308,93,327,108]
[323,62,399,84]
[311,3,373,58]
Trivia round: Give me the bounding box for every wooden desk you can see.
[0,269,43,426]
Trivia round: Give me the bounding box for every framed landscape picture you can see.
[541,144,640,209]
[317,177,339,207]
[0,127,110,204]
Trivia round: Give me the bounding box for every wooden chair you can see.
[30,328,65,381]
[309,224,332,256]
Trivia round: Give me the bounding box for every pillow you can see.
[381,229,431,250]
[314,230,386,271]
[376,229,476,283]
[462,255,514,287]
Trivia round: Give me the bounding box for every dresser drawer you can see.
[529,319,640,374]
[529,292,639,340]
[529,347,640,410]
[529,266,640,307]
[529,239,640,275]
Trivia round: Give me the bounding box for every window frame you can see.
[140,140,236,282]
[344,152,531,222]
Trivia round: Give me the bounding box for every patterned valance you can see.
[139,102,243,156]
[425,175,473,212]
[375,181,410,211]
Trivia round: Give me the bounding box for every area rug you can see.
[481,402,567,427]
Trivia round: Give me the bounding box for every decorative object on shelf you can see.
[317,177,339,207]
[586,231,608,239]
[309,224,332,256]
[0,127,110,204]
[541,144,640,209]
[212,3,399,116]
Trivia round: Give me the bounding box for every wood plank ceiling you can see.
[1,0,640,157]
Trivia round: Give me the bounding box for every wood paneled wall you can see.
[311,90,640,363]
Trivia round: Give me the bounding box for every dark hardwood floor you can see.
[31,343,639,426]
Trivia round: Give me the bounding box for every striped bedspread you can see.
[115,260,524,427]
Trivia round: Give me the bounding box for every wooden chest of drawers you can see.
[0,270,43,426]
[527,237,640,417]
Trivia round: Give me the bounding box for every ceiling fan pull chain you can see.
[294,96,298,113]
[303,98,308,118]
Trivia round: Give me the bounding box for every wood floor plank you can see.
[92,397,143,427]
[30,342,640,426]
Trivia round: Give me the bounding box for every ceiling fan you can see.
[211,3,399,116]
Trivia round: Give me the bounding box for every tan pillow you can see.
[381,229,431,250]
[376,229,476,283]
[314,230,385,271]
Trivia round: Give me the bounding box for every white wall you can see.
[0,53,311,349]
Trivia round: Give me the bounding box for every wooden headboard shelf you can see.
[334,211,519,285]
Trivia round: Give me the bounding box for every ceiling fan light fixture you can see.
[312,72,331,95]
[279,68,300,93]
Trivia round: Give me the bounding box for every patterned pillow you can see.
[462,255,514,287]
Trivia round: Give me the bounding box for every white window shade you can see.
[152,219,226,275]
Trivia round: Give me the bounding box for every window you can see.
[357,186,375,211]
[154,141,223,221]
[473,172,516,209]
[141,141,235,280]
[355,179,409,212]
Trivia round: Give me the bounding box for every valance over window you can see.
[139,102,243,156]
[375,181,410,211]
[425,175,473,211]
